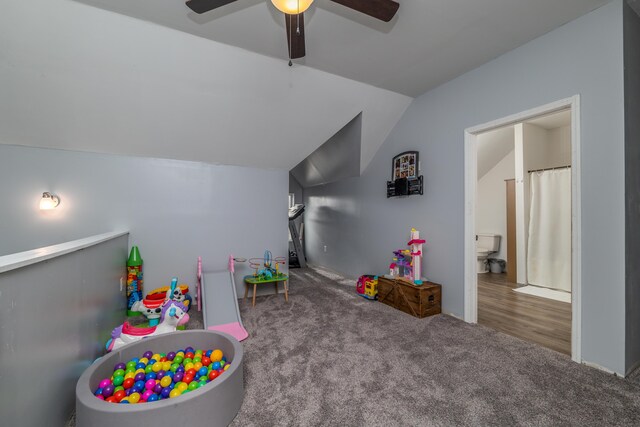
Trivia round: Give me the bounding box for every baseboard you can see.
[581,360,622,377]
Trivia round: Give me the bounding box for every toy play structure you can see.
[407,228,426,285]
[106,298,190,352]
[388,228,426,285]
[249,250,286,281]
[197,256,249,342]
[132,278,193,326]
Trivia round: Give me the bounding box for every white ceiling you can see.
[477,126,514,180]
[1,0,411,171]
[74,0,611,96]
[477,109,571,179]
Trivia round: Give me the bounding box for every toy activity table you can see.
[243,273,289,307]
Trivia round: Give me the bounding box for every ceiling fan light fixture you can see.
[271,0,313,14]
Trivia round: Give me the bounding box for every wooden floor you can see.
[478,273,571,355]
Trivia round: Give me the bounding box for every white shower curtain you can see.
[527,168,571,292]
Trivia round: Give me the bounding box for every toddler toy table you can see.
[243,273,289,307]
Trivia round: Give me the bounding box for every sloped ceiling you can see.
[0,0,411,171]
[477,127,514,180]
[72,0,611,97]
[291,113,361,187]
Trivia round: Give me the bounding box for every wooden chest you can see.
[377,277,442,318]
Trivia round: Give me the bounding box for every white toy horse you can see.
[106,300,190,352]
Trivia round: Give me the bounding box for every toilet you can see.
[477,234,501,273]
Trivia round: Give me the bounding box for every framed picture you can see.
[392,151,419,180]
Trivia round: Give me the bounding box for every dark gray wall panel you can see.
[0,234,128,426]
[624,0,640,375]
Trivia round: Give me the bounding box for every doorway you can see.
[464,97,581,362]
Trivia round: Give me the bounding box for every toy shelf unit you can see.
[387,151,423,198]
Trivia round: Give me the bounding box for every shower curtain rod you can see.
[528,165,571,173]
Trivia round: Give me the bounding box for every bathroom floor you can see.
[478,273,571,355]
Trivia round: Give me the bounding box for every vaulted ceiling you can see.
[73,0,610,96]
[0,0,612,172]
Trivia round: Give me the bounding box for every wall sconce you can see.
[40,192,60,210]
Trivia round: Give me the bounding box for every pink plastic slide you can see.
[197,256,248,341]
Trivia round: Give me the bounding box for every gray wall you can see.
[0,234,128,426]
[0,145,289,296]
[291,114,362,188]
[305,1,627,374]
[624,0,640,375]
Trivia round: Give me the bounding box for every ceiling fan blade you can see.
[185,0,238,14]
[330,0,399,22]
[285,13,306,59]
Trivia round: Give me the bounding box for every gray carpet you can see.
[69,266,640,426]
[230,266,640,426]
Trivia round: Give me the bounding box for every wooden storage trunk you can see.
[377,277,441,318]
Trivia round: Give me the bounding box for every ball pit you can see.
[76,330,243,427]
[93,346,229,405]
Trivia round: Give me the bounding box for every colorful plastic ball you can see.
[114,386,125,393]
[167,352,176,361]
[173,372,184,382]
[112,375,124,387]
[102,384,115,398]
[201,356,211,367]
[145,372,157,381]
[161,387,172,398]
[193,356,202,364]
[211,349,223,362]
[220,360,226,368]
[208,370,219,381]
[206,350,212,357]
[193,362,203,371]
[124,372,135,380]
[99,379,111,389]
[131,357,140,364]
[114,362,126,371]
[174,355,184,365]
[224,364,230,371]
[129,392,141,404]
[106,396,118,403]
[160,376,172,388]
[96,394,105,401]
[134,373,145,382]
[123,378,135,389]
[113,368,125,377]
[176,366,185,373]
[139,357,149,365]
[186,368,197,377]
[134,380,146,391]
[176,382,188,393]
[119,400,129,404]
[169,389,182,398]
[143,351,153,359]
[148,394,159,402]
[145,365,154,374]
[165,371,174,379]
[156,371,165,380]
[187,381,199,391]
[145,379,156,390]
[212,361,221,370]
[135,363,146,370]
[185,346,194,353]
[198,367,208,377]
[142,390,154,400]
[183,374,194,384]
[162,361,172,371]
[151,353,161,361]
[113,390,126,402]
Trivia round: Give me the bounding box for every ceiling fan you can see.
[185,0,399,63]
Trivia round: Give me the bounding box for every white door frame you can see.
[463,96,582,363]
